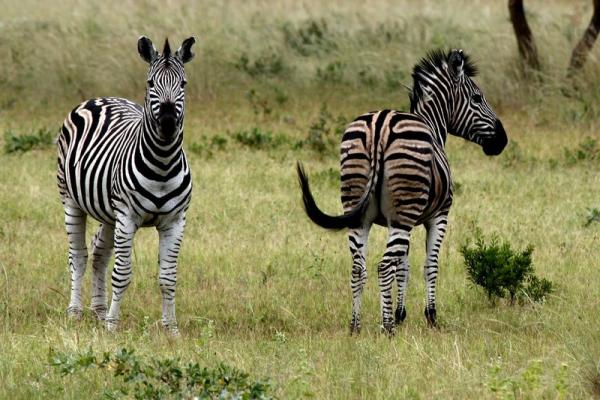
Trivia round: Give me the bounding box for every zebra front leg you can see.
[423,214,448,328]
[378,227,410,335]
[63,199,88,320]
[90,224,114,321]
[106,215,138,332]
[394,251,409,326]
[157,217,186,337]
[348,225,371,335]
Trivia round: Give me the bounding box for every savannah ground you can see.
[1,0,600,398]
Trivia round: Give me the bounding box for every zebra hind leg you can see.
[90,223,114,321]
[348,225,371,335]
[423,215,448,328]
[394,251,409,326]
[63,199,88,320]
[378,227,410,335]
[157,218,186,337]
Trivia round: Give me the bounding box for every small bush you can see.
[49,347,273,400]
[297,104,347,154]
[4,127,54,153]
[235,51,285,77]
[501,140,537,168]
[315,61,345,84]
[281,19,336,56]
[245,89,272,117]
[233,127,288,150]
[189,135,228,159]
[522,275,554,303]
[461,230,553,304]
[564,137,599,165]
[584,207,600,227]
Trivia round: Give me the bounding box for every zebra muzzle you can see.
[482,119,508,156]
[158,102,178,138]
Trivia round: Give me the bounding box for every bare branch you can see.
[508,0,540,69]
[568,0,600,75]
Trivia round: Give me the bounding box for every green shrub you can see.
[281,19,336,56]
[315,61,345,84]
[564,137,599,165]
[522,275,554,303]
[296,104,347,154]
[4,127,54,153]
[233,127,288,150]
[461,231,553,304]
[236,51,285,77]
[189,135,228,159]
[245,89,273,117]
[584,207,600,227]
[49,347,273,400]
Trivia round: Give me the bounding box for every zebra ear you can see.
[138,36,158,64]
[448,49,465,81]
[176,37,196,64]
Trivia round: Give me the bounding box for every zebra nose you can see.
[482,119,508,156]
[158,102,177,138]
[159,102,176,118]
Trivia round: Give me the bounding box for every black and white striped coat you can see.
[297,49,508,333]
[57,36,195,335]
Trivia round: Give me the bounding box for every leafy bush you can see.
[4,127,54,153]
[245,89,272,117]
[584,207,600,227]
[49,348,273,400]
[233,127,288,150]
[564,137,599,165]
[296,104,347,154]
[189,135,228,159]
[236,51,285,77]
[281,19,336,56]
[315,61,345,83]
[461,231,553,304]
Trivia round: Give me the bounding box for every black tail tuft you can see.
[296,161,365,231]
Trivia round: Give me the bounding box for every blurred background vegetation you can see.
[1,0,599,128]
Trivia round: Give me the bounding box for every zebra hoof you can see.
[424,307,438,328]
[66,306,83,320]
[381,321,396,336]
[349,318,361,336]
[394,306,407,325]
[105,318,118,333]
[91,306,107,321]
[162,323,180,338]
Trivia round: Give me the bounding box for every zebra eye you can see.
[147,79,155,88]
[181,80,187,89]
[472,94,482,104]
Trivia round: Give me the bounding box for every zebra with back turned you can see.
[57,36,195,335]
[297,49,508,334]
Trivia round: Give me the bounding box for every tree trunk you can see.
[568,0,600,75]
[508,0,540,69]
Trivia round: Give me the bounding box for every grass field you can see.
[1,1,600,398]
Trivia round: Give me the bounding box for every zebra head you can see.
[411,49,507,156]
[138,36,196,140]
[445,49,507,156]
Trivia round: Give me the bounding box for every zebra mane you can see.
[163,39,172,66]
[410,49,478,110]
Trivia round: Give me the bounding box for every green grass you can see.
[1,0,600,399]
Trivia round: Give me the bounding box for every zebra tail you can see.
[296,161,373,231]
